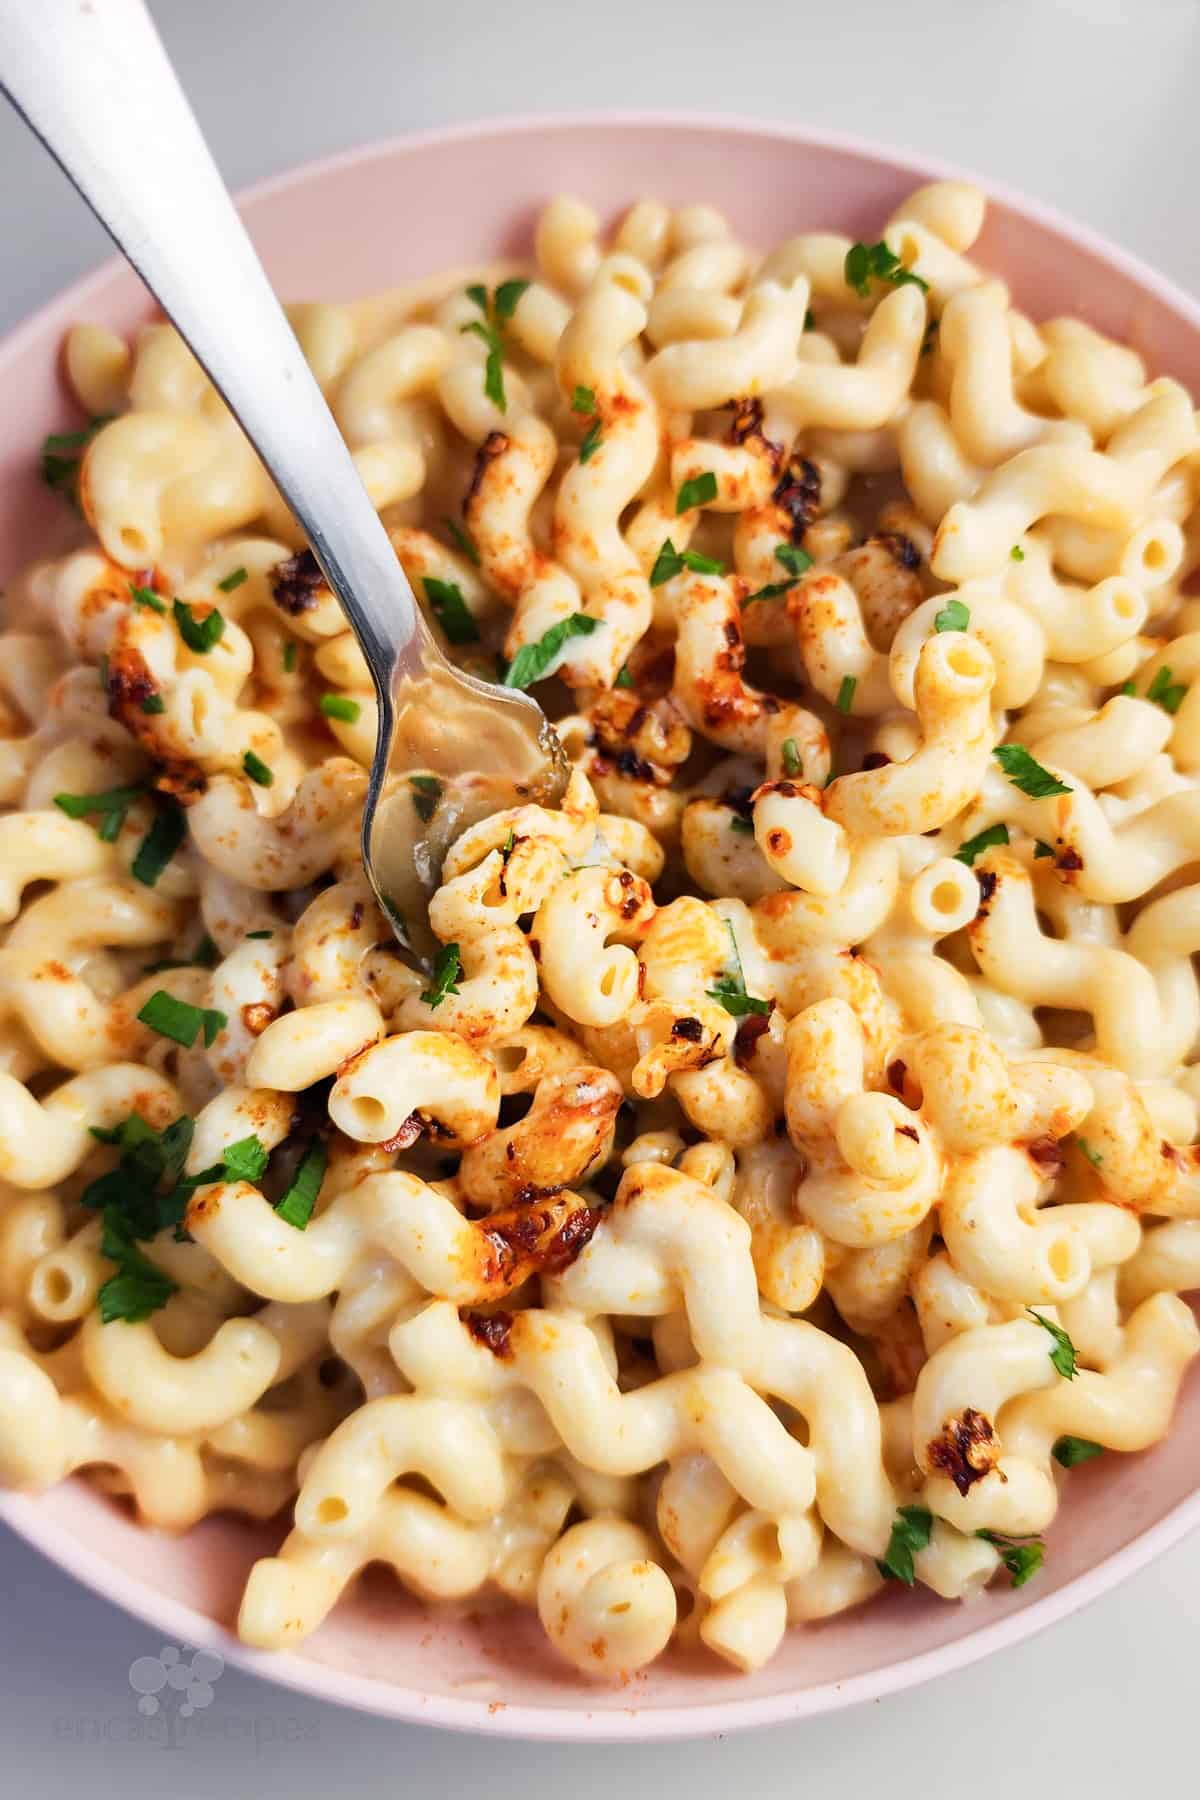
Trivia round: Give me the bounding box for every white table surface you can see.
[2,0,1199,1792]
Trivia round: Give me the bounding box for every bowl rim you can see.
[2,106,1198,1741]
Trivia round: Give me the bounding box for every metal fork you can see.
[0,0,567,959]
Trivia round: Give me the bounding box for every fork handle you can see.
[0,0,428,694]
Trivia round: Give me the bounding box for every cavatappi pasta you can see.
[2,179,1199,1680]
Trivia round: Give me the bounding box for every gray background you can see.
[2,0,1198,1792]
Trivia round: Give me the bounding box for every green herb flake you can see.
[242,750,274,788]
[459,318,507,413]
[1146,664,1188,715]
[502,613,599,690]
[319,693,361,724]
[955,823,1009,867]
[650,537,725,586]
[246,930,274,940]
[877,1505,933,1586]
[571,384,596,414]
[131,799,186,888]
[836,675,857,714]
[420,942,463,1010]
[282,641,297,673]
[1034,839,1055,859]
[844,241,929,299]
[578,420,603,464]
[54,784,145,844]
[1076,1138,1104,1168]
[781,737,802,778]
[614,665,634,689]
[1027,1308,1078,1380]
[976,1530,1045,1589]
[466,282,488,313]
[39,414,110,510]
[1052,1435,1104,1468]
[424,576,480,646]
[776,543,813,577]
[742,579,798,606]
[706,919,771,1017]
[1010,545,1025,562]
[275,1138,327,1231]
[443,519,480,566]
[173,599,225,653]
[803,308,816,332]
[409,773,443,823]
[221,1134,270,1183]
[993,744,1073,799]
[137,990,228,1050]
[216,566,248,593]
[494,278,530,320]
[1119,678,1136,697]
[934,598,970,634]
[129,583,167,615]
[139,693,165,716]
[675,471,719,514]
[729,815,755,835]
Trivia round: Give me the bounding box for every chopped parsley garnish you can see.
[460,318,507,411]
[649,538,725,586]
[143,931,219,974]
[1034,840,1055,859]
[501,613,599,689]
[466,282,488,313]
[571,385,596,414]
[39,414,110,510]
[955,823,1009,866]
[409,773,443,823]
[221,1133,270,1183]
[877,1505,933,1586]
[803,308,816,332]
[729,815,755,835]
[1027,1308,1078,1379]
[129,583,166,615]
[275,1138,327,1231]
[1053,1435,1104,1468]
[975,1530,1045,1588]
[1010,545,1025,562]
[140,693,165,716]
[578,420,603,464]
[494,278,530,319]
[424,576,480,645]
[1120,678,1136,697]
[743,579,798,605]
[1146,664,1188,715]
[675,471,719,514]
[775,543,813,577]
[420,942,463,1010]
[246,930,274,940]
[131,799,186,888]
[173,599,225,653]
[320,693,360,723]
[54,783,145,844]
[242,750,274,787]
[217,566,248,593]
[993,744,1073,799]
[137,990,228,1050]
[706,920,771,1017]
[81,1111,245,1321]
[1076,1138,1104,1168]
[443,517,480,564]
[781,737,802,777]
[614,665,634,689]
[282,641,297,673]
[934,598,970,633]
[844,241,929,299]
[836,675,857,714]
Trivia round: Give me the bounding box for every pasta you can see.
[2,177,1198,1683]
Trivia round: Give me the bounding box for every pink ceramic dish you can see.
[1,112,1198,1741]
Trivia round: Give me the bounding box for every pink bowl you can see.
[2,112,1198,1740]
